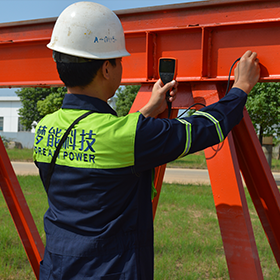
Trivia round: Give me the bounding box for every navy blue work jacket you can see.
[34,88,247,280]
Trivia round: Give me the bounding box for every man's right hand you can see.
[232,50,260,94]
[139,79,178,118]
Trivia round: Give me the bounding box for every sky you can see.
[0,0,202,23]
[0,0,202,96]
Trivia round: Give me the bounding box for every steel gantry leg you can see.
[129,84,178,219]
[205,135,264,280]
[193,83,264,279]
[0,137,44,279]
[204,83,280,278]
[233,109,280,268]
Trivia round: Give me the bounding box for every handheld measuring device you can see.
[158,57,178,118]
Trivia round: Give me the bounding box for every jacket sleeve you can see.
[134,87,247,172]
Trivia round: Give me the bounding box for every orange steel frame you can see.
[0,0,280,279]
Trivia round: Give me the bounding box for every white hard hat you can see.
[47,1,130,60]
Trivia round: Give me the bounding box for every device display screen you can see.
[160,60,175,73]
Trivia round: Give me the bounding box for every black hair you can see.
[53,51,116,88]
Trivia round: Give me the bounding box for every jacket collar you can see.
[61,94,117,116]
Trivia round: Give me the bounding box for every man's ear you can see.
[101,60,110,80]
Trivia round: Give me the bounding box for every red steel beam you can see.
[0,1,280,87]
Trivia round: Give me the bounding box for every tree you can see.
[115,85,140,116]
[246,82,280,145]
[16,87,66,130]
[37,87,66,116]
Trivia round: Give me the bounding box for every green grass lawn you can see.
[6,148,34,162]
[0,176,279,279]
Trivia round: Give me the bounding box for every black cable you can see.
[225,57,241,95]
[177,57,241,119]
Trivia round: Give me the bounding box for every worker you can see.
[33,2,260,280]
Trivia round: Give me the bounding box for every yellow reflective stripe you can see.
[193,111,224,142]
[176,118,191,158]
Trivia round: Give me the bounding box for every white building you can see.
[0,93,35,148]
[0,96,21,132]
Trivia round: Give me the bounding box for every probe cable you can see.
[225,57,241,96]
[177,57,241,119]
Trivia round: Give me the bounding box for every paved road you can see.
[164,168,210,184]
[11,162,210,184]
[165,168,280,186]
[10,162,280,186]
[11,162,39,176]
